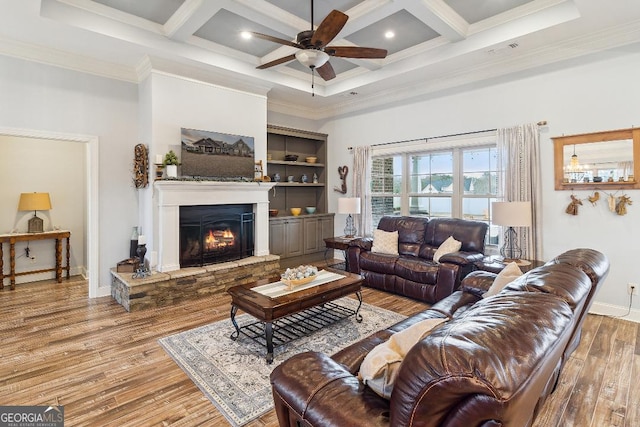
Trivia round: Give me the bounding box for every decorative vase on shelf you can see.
[165,164,178,178]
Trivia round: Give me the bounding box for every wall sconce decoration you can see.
[133,143,149,188]
[18,192,52,233]
[334,165,348,194]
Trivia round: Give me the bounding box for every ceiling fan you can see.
[248,0,387,84]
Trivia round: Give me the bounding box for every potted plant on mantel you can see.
[163,150,179,178]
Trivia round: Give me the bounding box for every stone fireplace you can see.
[110,180,280,312]
[153,180,275,272]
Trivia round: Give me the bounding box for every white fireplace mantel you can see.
[153,180,276,272]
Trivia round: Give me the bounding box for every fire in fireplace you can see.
[179,204,254,267]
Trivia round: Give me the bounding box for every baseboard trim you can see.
[589,301,640,323]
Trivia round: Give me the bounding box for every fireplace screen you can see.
[180,204,254,267]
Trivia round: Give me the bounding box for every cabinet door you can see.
[318,215,334,249]
[286,218,304,257]
[269,219,286,257]
[303,217,320,254]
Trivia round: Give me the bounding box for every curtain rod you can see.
[347,120,547,150]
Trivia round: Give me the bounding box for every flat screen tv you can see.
[180,127,255,179]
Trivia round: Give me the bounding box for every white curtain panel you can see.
[497,123,542,260]
[352,146,373,236]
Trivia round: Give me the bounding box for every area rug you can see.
[158,297,406,426]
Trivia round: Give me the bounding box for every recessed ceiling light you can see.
[241,31,252,40]
[385,31,395,39]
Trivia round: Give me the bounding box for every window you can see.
[371,138,498,244]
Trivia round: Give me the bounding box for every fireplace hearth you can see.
[180,204,254,267]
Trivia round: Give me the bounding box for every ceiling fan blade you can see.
[326,46,388,59]
[248,32,302,49]
[315,61,336,81]
[256,54,296,69]
[310,10,348,48]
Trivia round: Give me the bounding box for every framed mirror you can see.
[553,127,640,190]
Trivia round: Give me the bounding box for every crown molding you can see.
[0,35,138,83]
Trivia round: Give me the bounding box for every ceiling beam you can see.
[165,0,227,41]
[403,0,468,42]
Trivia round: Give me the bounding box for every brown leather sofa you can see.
[270,248,609,427]
[346,216,488,303]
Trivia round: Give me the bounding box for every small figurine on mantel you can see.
[565,194,582,215]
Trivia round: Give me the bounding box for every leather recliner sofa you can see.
[347,216,488,303]
[270,248,609,427]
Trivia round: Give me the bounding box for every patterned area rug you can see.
[159,297,406,426]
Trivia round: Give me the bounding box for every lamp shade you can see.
[338,197,361,215]
[492,201,531,227]
[18,192,52,211]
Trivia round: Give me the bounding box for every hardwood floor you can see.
[0,274,638,427]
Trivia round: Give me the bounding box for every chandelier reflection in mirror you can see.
[564,145,586,183]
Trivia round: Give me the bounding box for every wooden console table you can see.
[0,230,71,290]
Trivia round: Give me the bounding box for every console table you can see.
[0,230,71,290]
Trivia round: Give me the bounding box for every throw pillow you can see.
[433,236,462,262]
[371,229,399,255]
[483,262,523,298]
[358,317,447,399]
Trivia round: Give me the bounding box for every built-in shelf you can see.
[274,183,325,187]
[268,160,325,168]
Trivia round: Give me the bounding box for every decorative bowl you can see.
[593,176,603,182]
[290,207,302,216]
[284,154,299,161]
[305,206,316,214]
[281,265,318,289]
[281,276,314,288]
[269,209,279,217]
[305,156,317,163]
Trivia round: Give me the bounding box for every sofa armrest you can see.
[349,237,373,251]
[438,251,485,265]
[271,351,390,427]
[460,270,498,297]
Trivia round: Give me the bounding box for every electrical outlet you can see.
[628,283,638,296]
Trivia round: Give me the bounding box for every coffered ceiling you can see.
[1,0,640,119]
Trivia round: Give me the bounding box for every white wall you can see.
[314,50,640,319]
[0,55,138,294]
[138,71,268,265]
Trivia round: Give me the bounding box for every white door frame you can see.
[0,127,99,297]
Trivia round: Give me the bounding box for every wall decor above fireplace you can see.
[180,128,255,180]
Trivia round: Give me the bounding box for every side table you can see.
[0,230,71,290]
[475,257,545,274]
[323,236,359,271]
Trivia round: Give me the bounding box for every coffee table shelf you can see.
[232,300,362,352]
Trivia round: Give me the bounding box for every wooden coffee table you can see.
[227,268,364,364]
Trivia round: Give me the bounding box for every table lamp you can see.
[338,197,361,238]
[491,201,532,264]
[18,192,52,233]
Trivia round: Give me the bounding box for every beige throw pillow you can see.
[433,236,462,262]
[371,229,399,255]
[358,317,447,399]
[483,261,523,298]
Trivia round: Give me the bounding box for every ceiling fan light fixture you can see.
[295,49,329,69]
